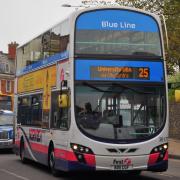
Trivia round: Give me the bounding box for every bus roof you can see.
[17,15,72,50]
[17,6,160,50]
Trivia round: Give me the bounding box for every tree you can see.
[116,0,180,74]
[164,0,180,73]
[81,0,117,6]
[115,0,164,13]
[81,0,180,74]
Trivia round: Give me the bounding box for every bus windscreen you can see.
[75,9,162,57]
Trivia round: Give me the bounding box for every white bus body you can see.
[14,6,168,175]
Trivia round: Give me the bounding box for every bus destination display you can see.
[90,66,150,80]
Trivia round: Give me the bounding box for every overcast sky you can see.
[0,0,82,53]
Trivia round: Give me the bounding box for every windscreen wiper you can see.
[132,51,162,59]
[82,82,124,94]
[111,82,153,94]
[82,81,153,94]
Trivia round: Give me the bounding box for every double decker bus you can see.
[14,6,168,175]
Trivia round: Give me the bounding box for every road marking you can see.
[169,158,180,162]
[0,169,30,180]
[158,173,174,178]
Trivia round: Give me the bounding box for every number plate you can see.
[111,158,133,170]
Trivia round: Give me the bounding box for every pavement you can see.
[169,138,180,160]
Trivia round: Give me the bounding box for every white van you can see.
[0,110,14,149]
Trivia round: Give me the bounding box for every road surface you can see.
[0,150,180,180]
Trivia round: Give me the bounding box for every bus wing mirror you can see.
[58,94,68,108]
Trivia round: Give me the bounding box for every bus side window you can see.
[51,91,70,130]
[31,95,42,127]
[18,96,31,125]
[18,95,42,127]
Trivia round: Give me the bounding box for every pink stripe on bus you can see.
[30,142,48,154]
[54,148,77,161]
[84,154,96,166]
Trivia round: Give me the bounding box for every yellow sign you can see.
[18,66,56,93]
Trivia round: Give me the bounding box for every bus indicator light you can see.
[85,148,89,153]
[154,148,158,152]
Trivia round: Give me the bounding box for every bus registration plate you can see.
[112,158,133,170]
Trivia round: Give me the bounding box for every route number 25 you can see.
[138,68,149,79]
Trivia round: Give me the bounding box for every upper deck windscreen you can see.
[75,9,162,57]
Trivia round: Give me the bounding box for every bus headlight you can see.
[151,143,168,154]
[70,143,94,154]
[70,143,95,165]
[148,143,168,166]
[72,144,78,150]
[163,144,168,149]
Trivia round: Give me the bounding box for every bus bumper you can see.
[95,154,148,171]
[54,153,168,172]
[147,160,168,172]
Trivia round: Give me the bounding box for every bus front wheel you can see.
[20,139,27,163]
[48,147,59,176]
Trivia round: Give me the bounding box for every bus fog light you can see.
[160,154,164,158]
[75,152,86,163]
[78,154,83,159]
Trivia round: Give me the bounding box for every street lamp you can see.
[62,1,119,8]
[61,4,72,7]
[61,4,87,8]
[61,4,87,11]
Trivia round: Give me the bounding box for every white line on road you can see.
[158,173,174,178]
[0,169,30,180]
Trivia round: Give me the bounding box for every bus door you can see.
[50,89,71,156]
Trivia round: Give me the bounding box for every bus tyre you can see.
[48,148,59,176]
[20,140,27,164]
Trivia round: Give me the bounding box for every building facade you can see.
[0,42,18,110]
